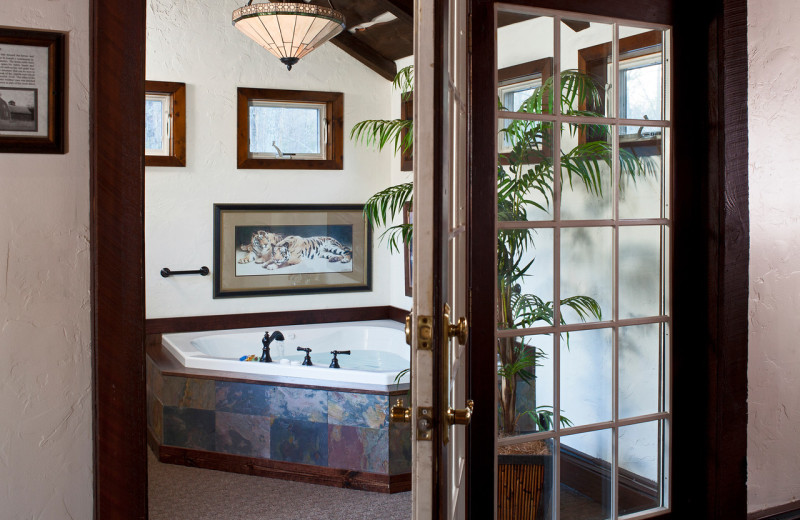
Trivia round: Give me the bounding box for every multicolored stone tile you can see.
[215,411,272,459]
[215,381,270,416]
[270,418,328,466]
[161,376,215,410]
[163,406,215,451]
[328,392,389,429]
[389,422,412,475]
[147,356,163,402]
[147,389,164,444]
[266,386,327,423]
[328,424,389,474]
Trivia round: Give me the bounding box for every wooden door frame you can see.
[90,0,746,518]
[466,1,748,519]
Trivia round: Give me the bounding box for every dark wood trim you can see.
[149,431,411,494]
[490,0,673,25]
[145,80,186,167]
[147,341,410,395]
[400,93,413,171]
[145,305,408,334]
[0,27,66,154]
[378,0,414,26]
[331,31,397,82]
[91,0,147,517]
[236,88,344,170]
[748,501,800,520]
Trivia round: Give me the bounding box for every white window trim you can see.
[248,100,327,161]
[145,93,171,156]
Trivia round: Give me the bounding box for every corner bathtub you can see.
[162,320,409,387]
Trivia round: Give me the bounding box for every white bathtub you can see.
[162,320,409,386]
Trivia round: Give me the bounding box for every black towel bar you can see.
[160,266,210,278]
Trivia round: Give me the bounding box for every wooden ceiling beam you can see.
[376,0,413,25]
[331,31,397,81]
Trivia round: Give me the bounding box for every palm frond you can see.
[350,118,413,154]
[363,182,413,231]
[393,65,414,100]
[379,223,413,254]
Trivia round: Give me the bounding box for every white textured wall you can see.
[748,0,800,513]
[0,0,93,517]
[146,0,401,318]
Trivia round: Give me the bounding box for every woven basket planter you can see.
[497,453,552,520]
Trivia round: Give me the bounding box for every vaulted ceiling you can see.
[323,1,590,81]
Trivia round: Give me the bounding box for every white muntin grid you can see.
[494,4,673,519]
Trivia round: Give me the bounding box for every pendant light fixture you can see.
[232,0,346,71]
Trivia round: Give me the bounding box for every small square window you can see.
[144,81,186,167]
[237,88,343,170]
[618,53,662,140]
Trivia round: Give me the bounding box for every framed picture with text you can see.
[0,27,66,154]
[213,204,372,298]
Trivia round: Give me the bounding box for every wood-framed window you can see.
[144,81,186,167]
[400,92,413,172]
[237,88,343,170]
[498,57,553,165]
[578,31,663,155]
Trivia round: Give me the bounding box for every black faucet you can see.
[329,350,351,368]
[260,330,285,363]
[297,347,313,366]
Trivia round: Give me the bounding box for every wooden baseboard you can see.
[748,501,800,520]
[148,429,410,494]
[145,306,409,334]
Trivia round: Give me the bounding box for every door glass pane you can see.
[497,334,554,436]
[560,329,612,427]
[617,27,664,127]
[498,438,555,520]
[619,324,661,419]
[560,227,612,324]
[498,120,555,221]
[560,429,612,519]
[561,123,613,220]
[563,20,613,118]
[619,127,666,220]
[497,228,553,331]
[619,421,663,515]
[498,11,554,115]
[619,225,662,319]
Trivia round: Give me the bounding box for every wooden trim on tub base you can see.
[145,305,410,334]
[748,501,800,520]
[147,429,411,494]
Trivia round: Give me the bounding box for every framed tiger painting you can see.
[213,204,372,298]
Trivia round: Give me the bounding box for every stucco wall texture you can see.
[0,0,93,518]
[748,0,800,513]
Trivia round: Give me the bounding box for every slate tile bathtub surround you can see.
[215,381,270,416]
[163,406,215,451]
[389,423,412,475]
[266,386,328,423]
[328,391,389,429]
[271,418,329,466]
[162,376,215,410]
[328,424,389,473]
[216,411,272,459]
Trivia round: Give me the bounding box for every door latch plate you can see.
[417,406,433,441]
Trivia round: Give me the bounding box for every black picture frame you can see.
[213,204,372,298]
[0,27,66,154]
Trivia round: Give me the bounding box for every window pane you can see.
[619,421,663,515]
[561,123,613,220]
[619,126,666,220]
[619,324,662,419]
[498,120,555,222]
[620,60,662,135]
[560,429,612,519]
[145,98,165,152]
[497,10,554,115]
[560,329,613,427]
[619,225,662,319]
[249,105,322,155]
[497,334,554,436]
[561,227,612,324]
[565,20,613,118]
[497,228,554,331]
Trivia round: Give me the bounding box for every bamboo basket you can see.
[497,454,551,520]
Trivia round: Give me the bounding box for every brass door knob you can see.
[447,399,474,426]
[447,316,468,345]
[405,314,412,346]
[390,398,411,423]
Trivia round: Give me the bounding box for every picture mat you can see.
[0,43,49,137]
[216,206,370,296]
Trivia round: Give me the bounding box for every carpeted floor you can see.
[148,448,412,520]
[149,448,603,519]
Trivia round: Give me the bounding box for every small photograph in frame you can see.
[214,204,372,298]
[0,27,66,153]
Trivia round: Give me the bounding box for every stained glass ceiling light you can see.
[232,0,346,71]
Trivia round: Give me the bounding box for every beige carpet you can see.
[148,448,412,520]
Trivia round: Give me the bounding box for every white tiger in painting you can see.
[237,230,284,265]
[263,235,353,270]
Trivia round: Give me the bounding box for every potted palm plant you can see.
[352,65,652,519]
